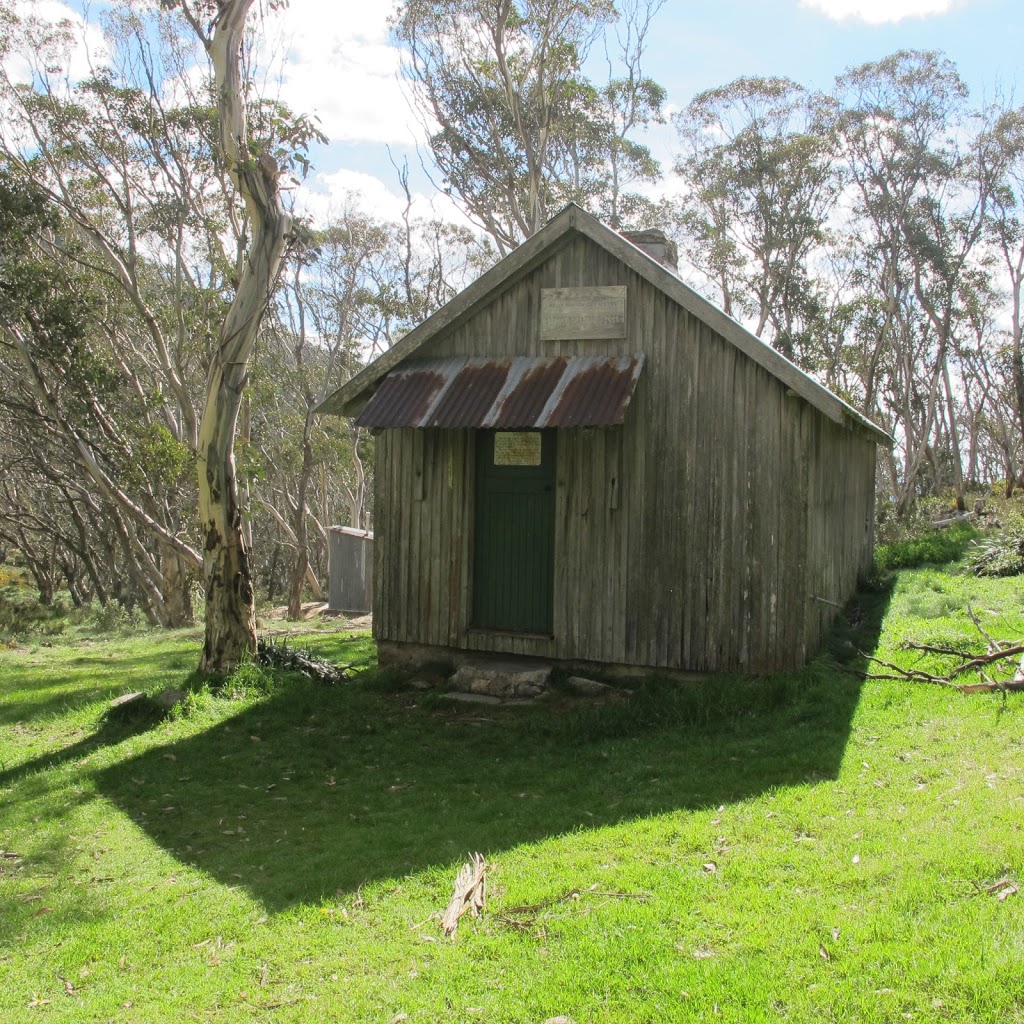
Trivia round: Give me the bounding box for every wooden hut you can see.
[317,204,889,675]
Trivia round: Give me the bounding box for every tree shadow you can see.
[0,690,186,787]
[80,581,890,913]
[0,643,199,727]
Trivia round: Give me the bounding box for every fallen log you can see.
[930,511,976,528]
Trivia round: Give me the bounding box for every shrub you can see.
[965,532,1024,578]
[874,522,978,574]
[0,574,67,643]
[875,497,953,547]
[88,600,146,633]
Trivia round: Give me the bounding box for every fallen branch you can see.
[902,643,1024,681]
[254,637,351,685]
[441,853,486,937]
[860,653,953,686]
[965,605,999,653]
[861,652,1024,692]
[900,641,975,658]
[860,606,1024,692]
[500,888,584,918]
[957,679,1024,694]
[986,879,1019,900]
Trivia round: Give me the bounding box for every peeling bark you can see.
[186,0,292,674]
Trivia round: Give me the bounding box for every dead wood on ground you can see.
[441,853,487,937]
[861,604,1024,692]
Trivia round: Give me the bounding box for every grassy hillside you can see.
[1,567,1022,1022]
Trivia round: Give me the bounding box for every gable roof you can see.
[316,203,891,447]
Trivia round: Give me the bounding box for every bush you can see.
[965,532,1024,578]
[874,522,978,574]
[87,600,146,633]
[875,497,953,547]
[0,572,68,644]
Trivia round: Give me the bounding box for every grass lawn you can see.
[1,571,1023,1023]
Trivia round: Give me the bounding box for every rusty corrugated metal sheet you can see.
[353,355,645,429]
[429,360,511,427]
[352,363,449,429]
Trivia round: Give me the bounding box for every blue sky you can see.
[266,0,1022,223]
[29,0,1024,223]
[643,0,1018,104]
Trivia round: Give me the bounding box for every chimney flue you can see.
[620,229,678,272]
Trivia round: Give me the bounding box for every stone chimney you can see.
[620,228,678,272]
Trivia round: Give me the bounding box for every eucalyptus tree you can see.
[0,157,204,623]
[0,425,142,615]
[955,284,1020,494]
[834,50,988,512]
[0,4,223,621]
[164,0,331,672]
[982,105,1024,449]
[392,0,666,254]
[0,0,323,666]
[671,76,841,366]
[0,411,78,609]
[552,0,667,229]
[256,210,392,620]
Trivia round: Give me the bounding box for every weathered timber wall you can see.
[803,415,877,656]
[371,233,876,673]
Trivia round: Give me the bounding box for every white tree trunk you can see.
[192,0,291,674]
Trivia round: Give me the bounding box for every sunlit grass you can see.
[1,578,1023,1023]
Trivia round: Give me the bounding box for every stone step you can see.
[447,660,552,700]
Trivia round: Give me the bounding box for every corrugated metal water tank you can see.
[328,527,373,613]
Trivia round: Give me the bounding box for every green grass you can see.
[874,522,979,575]
[1,583,1023,1023]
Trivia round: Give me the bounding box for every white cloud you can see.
[296,167,412,224]
[799,0,960,23]
[265,0,422,148]
[295,167,471,230]
[4,0,109,84]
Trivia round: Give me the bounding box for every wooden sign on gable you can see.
[540,286,627,341]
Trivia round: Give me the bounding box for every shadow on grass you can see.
[86,582,891,912]
[0,644,200,727]
[0,678,206,786]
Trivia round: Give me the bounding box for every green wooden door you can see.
[472,430,556,634]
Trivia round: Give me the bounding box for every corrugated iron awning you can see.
[353,355,646,429]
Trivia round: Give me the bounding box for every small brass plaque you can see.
[540,286,627,340]
[494,432,542,466]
